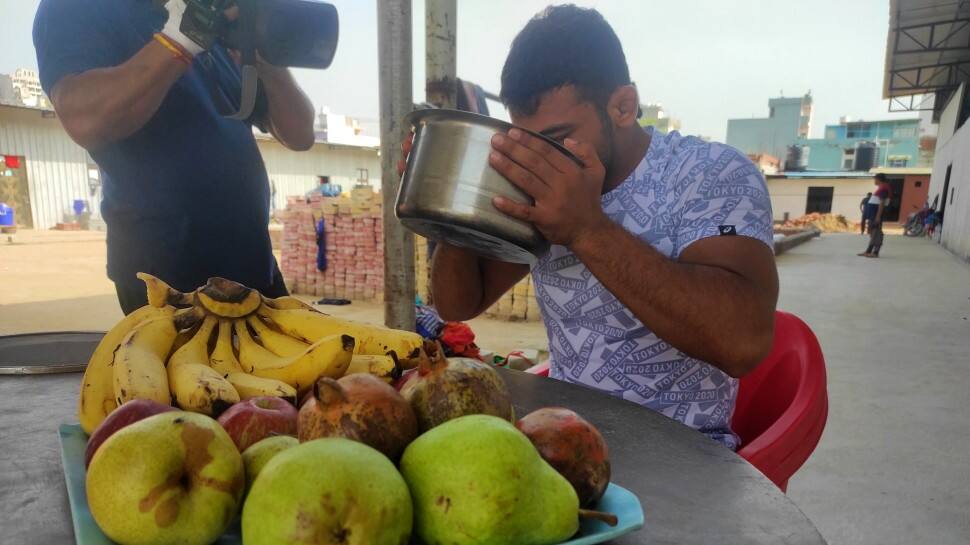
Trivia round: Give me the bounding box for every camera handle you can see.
[227,0,259,120]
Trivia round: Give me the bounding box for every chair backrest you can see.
[732,311,828,490]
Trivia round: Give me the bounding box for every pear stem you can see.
[578,509,618,527]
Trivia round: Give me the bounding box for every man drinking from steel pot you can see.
[422,5,778,449]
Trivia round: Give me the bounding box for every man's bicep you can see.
[476,259,530,314]
[33,0,119,97]
[679,236,778,305]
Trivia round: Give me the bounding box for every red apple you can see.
[84,399,177,467]
[217,396,298,452]
[393,368,419,392]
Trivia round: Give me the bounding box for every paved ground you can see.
[2,230,969,544]
[779,233,970,545]
[0,230,549,356]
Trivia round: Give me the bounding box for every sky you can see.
[0,0,917,141]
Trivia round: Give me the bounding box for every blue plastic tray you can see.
[60,423,644,544]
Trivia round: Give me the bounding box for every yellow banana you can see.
[345,354,401,382]
[209,319,244,376]
[167,315,217,368]
[251,334,356,394]
[168,362,240,415]
[195,277,261,318]
[78,305,175,434]
[257,306,423,362]
[113,316,177,407]
[226,372,297,404]
[234,319,289,374]
[261,295,314,311]
[246,315,309,357]
[136,272,192,308]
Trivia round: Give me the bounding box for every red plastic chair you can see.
[524,311,827,492]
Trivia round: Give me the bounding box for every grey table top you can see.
[0,358,826,545]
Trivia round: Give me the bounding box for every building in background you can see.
[0,102,381,229]
[794,117,923,171]
[726,92,813,162]
[884,0,970,260]
[765,167,931,225]
[638,103,681,134]
[5,68,50,109]
[748,154,781,175]
[0,74,17,105]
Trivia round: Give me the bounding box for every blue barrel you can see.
[73,199,87,216]
[0,203,14,227]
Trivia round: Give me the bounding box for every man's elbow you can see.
[61,114,108,152]
[286,131,315,151]
[721,329,774,379]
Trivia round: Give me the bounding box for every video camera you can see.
[177,0,339,119]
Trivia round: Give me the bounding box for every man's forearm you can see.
[52,42,187,151]
[570,219,775,376]
[258,65,315,151]
[430,244,529,321]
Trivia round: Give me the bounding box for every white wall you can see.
[0,105,92,229]
[766,177,874,222]
[929,84,970,260]
[257,139,382,211]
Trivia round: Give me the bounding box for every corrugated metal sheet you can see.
[0,105,92,229]
[257,138,382,210]
[0,104,384,227]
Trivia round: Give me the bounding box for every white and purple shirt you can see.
[532,128,774,449]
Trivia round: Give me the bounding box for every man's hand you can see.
[397,131,414,177]
[489,128,608,247]
[160,0,204,57]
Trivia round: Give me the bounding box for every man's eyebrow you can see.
[538,123,575,137]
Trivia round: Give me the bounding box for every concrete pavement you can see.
[779,233,970,545]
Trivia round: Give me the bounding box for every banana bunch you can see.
[78,274,424,434]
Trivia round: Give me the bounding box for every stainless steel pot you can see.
[396,109,580,264]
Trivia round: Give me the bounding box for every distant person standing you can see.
[859,192,873,234]
[859,174,892,258]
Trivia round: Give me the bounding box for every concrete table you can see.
[0,347,825,545]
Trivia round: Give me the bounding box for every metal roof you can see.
[884,0,970,113]
[768,171,876,179]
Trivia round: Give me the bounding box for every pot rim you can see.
[404,108,584,167]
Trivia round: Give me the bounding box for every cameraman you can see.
[33,0,316,313]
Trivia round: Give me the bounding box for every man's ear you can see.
[606,85,639,129]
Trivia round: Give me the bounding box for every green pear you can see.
[243,437,412,545]
[400,414,579,545]
[241,435,298,495]
[86,411,244,545]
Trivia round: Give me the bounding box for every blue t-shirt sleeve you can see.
[671,142,775,258]
[33,0,124,96]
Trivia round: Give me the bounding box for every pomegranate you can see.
[298,373,417,460]
[516,407,611,506]
[399,342,513,432]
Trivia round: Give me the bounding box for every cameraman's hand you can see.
[396,131,414,177]
[161,0,205,57]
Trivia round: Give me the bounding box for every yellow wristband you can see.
[153,33,192,66]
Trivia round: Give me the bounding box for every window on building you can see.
[893,124,918,138]
[842,148,855,170]
[806,187,834,214]
[888,156,910,167]
[846,123,873,138]
[769,107,775,118]
[826,128,837,139]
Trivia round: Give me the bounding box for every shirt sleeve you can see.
[671,142,775,258]
[33,0,124,96]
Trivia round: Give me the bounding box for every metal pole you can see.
[378,0,416,331]
[425,0,457,109]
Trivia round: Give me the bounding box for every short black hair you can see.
[875,173,888,182]
[500,5,631,116]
